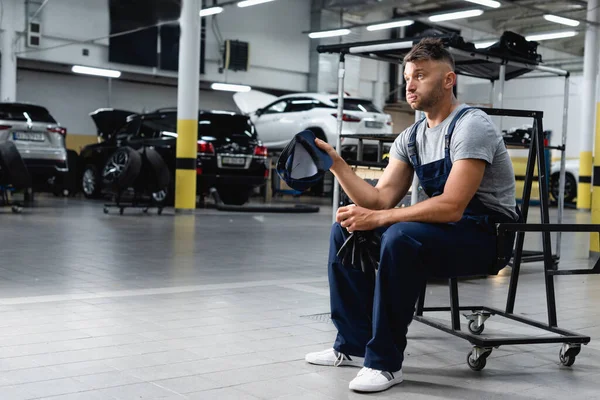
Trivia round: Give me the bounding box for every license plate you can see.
[222,157,246,166]
[365,121,383,129]
[13,132,45,142]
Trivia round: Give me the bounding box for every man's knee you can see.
[381,222,423,253]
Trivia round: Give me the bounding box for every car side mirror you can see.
[255,108,264,117]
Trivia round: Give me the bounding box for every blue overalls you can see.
[328,107,517,372]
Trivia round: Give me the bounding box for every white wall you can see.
[14,0,311,92]
[16,70,237,135]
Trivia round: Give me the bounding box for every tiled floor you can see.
[0,195,599,399]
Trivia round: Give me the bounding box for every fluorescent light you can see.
[525,30,578,41]
[350,41,413,53]
[474,40,496,48]
[366,19,414,31]
[308,29,351,39]
[429,9,484,22]
[199,6,223,17]
[464,0,501,8]
[72,65,121,78]
[237,0,276,7]
[211,83,252,92]
[543,14,580,27]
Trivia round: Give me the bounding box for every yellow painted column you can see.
[175,120,198,209]
[577,152,592,209]
[591,103,600,254]
[175,0,201,211]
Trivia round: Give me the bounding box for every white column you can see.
[1,0,18,102]
[581,0,600,154]
[578,0,599,210]
[174,0,201,210]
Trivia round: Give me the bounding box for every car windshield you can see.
[0,104,57,123]
[331,99,381,113]
[146,113,256,139]
[198,114,256,138]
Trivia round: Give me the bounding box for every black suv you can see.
[79,108,268,205]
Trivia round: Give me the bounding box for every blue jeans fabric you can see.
[328,216,499,372]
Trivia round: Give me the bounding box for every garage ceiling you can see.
[319,0,594,71]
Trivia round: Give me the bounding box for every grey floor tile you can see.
[186,387,262,400]
[72,370,144,389]
[152,374,222,394]
[96,382,181,399]
[0,198,598,400]
[12,377,92,398]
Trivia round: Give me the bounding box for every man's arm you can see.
[337,158,486,232]
[315,138,413,210]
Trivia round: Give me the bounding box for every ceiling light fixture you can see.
[72,65,121,78]
[525,30,578,41]
[543,14,580,27]
[429,9,484,22]
[199,6,223,17]
[237,0,276,7]
[211,83,252,92]
[464,0,501,8]
[366,19,414,31]
[308,28,351,39]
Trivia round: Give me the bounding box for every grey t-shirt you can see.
[390,103,517,220]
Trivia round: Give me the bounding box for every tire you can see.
[0,142,32,189]
[218,187,250,205]
[81,164,101,198]
[144,148,170,192]
[102,147,142,190]
[550,173,577,203]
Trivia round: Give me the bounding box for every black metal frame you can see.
[103,189,165,215]
[413,107,599,362]
[0,186,25,213]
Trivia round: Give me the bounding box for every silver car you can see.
[0,103,68,193]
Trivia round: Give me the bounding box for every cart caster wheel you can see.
[11,206,22,214]
[119,208,124,215]
[103,207,109,214]
[467,349,490,371]
[158,208,163,215]
[559,344,581,367]
[468,320,485,335]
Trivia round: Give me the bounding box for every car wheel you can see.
[82,165,101,198]
[0,141,32,189]
[144,148,170,192]
[218,188,250,205]
[102,147,142,190]
[550,172,577,203]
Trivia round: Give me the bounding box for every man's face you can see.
[404,59,454,111]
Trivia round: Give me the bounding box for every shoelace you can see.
[333,351,344,367]
[357,367,380,377]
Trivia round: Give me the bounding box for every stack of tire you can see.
[101,146,171,204]
[0,142,32,191]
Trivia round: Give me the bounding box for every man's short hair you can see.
[403,38,455,71]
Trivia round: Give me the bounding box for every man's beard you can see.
[408,80,445,111]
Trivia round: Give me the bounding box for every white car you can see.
[233,91,393,159]
[550,159,578,203]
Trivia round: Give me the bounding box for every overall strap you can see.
[407,118,426,167]
[444,106,477,154]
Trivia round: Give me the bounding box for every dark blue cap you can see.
[276,130,333,192]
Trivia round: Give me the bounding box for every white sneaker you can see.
[348,367,403,392]
[305,348,365,367]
